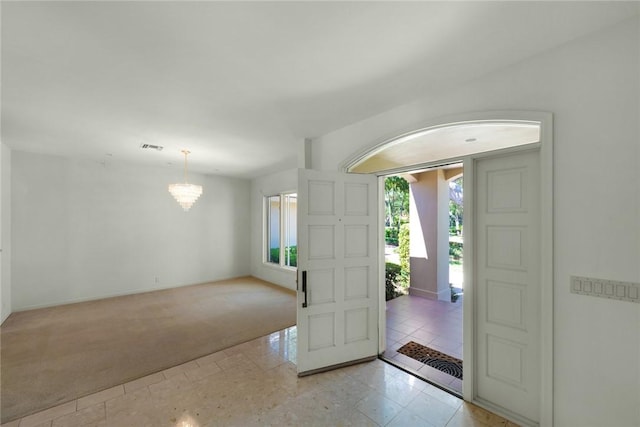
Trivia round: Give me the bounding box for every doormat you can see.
[397,341,463,380]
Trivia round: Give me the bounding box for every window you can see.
[265,193,297,268]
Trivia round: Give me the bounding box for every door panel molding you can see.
[297,169,379,375]
[474,149,541,426]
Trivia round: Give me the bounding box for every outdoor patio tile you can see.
[386,311,411,320]
[428,340,462,356]
[386,328,409,343]
[449,345,464,359]
[410,328,439,344]
[384,294,465,395]
[430,335,463,353]
[419,322,446,334]
[401,317,428,328]
[387,322,420,336]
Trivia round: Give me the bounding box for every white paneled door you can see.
[475,150,541,424]
[296,169,378,375]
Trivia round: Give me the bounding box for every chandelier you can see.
[168,150,203,211]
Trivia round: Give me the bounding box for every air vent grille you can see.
[140,144,164,151]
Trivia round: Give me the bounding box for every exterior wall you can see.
[311,18,640,427]
[12,151,251,310]
[436,169,451,299]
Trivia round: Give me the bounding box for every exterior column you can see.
[408,170,450,301]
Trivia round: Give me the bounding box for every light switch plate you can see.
[570,275,639,304]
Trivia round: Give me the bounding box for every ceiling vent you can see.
[140,143,164,151]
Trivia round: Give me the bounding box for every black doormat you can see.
[397,341,463,380]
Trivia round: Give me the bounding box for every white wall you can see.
[312,17,640,427]
[12,151,251,310]
[0,143,12,323]
[250,168,297,290]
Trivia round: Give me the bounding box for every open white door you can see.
[474,149,541,425]
[296,169,379,375]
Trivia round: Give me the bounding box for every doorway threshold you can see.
[379,353,462,399]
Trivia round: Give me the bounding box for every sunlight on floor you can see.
[9,326,517,427]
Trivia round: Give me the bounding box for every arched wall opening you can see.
[342,113,552,426]
[345,119,541,175]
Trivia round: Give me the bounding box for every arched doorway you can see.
[342,112,553,427]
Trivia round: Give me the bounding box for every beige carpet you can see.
[0,276,296,423]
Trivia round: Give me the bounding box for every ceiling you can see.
[2,2,637,178]
[350,121,541,174]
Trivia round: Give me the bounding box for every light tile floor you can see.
[2,325,516,427]
[383,295,463,393]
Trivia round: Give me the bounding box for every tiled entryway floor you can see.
[383,294,463,394]
[4,325,518,427]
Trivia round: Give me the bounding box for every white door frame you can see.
[341,110,554,427]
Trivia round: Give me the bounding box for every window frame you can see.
[264,192,297,270]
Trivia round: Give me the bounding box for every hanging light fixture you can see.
[168,150,203,211]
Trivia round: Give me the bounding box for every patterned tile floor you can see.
[3,324,518,427]
[383,294,463,394]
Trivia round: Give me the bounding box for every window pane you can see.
[284,194,297,267]
[267,196,280,264]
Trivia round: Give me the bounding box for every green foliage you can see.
[449,177,463,235]
[269,246,297,267]
[287,246,297,267]
[385,227,399,246]
[385,176,409,201]
[450,285,461,303]
[449,242,463,261]
[449,200,463,235]
[385,262,404,301]
[398,223,410,275]
[269,248,279,264]
[384,176,409,234]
